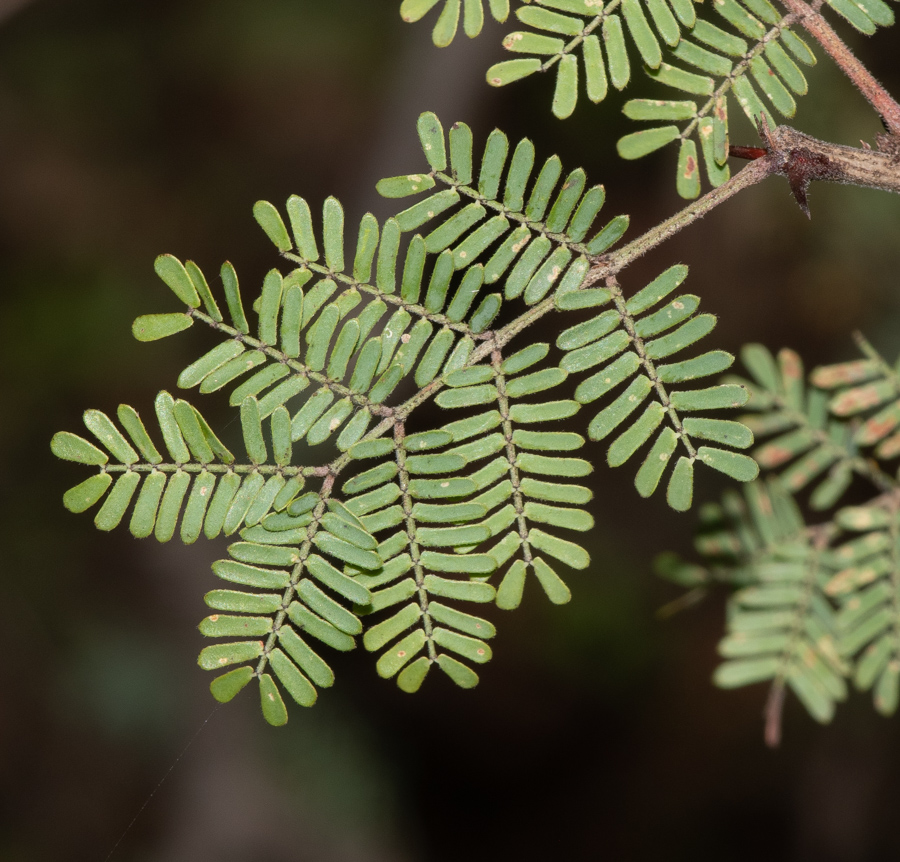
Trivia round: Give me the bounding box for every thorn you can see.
[861,140,872,150]
[787,167,812,219]
[761,126,840,219]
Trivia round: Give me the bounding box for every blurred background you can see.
[1,1,900,860]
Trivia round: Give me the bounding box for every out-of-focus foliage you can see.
[661,339,900,740]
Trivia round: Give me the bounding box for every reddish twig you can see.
[778,0,900,138]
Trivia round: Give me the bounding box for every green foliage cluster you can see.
[400,0,895,197]
[50,0,900,743]
[660,340,900,734]
[53,114,757,724]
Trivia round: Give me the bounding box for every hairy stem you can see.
[587,158,776,283]
[778,0,900,137]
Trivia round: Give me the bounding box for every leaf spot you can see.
[397,650,407,658]
[401,333,411,343]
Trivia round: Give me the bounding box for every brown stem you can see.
[778,0,900,137]
[762,123,900,217]
[585,157,777,283]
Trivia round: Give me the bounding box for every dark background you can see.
[1,1,900,860]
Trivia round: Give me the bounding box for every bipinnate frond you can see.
[403,0,815,173]
[712,483,847,731]
[136,247,443,451]
[823,498,900,716]
[198,497,382,724]
[659,335,900,737]
[53,111,752,722]
[50,393,296,542]
[51,395,388,721]
[730,343,884,509]
[664,479,848,734]
[809,334,900,466]
[556,266,758,510]
[375,112,630,267]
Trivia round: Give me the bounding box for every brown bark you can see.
[734,123,900,217]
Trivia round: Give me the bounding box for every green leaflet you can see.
[133,313,194,342]
[618,126,681,160]
[253,201,292,252]
[63,473,113,513]
[401,0,510,46]
[209,666,255,703]
[154,255,200,308]
[52,432,108,466]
